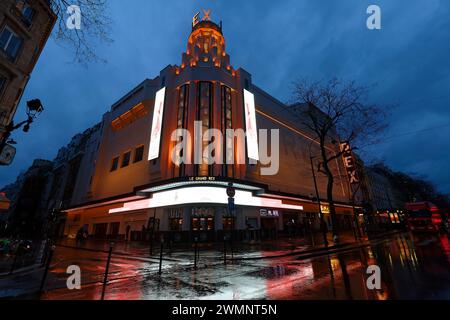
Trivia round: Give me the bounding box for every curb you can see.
[0,264,44,278]
[55,230,404,263]
[229,242,353,261]
[230,230,404,261]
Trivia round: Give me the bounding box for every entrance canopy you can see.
[109,185,304,214]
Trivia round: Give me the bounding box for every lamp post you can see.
[0,99,44,158]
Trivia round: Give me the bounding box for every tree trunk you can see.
[320,141,339,241]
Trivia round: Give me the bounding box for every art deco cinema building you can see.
[63,15,356,242]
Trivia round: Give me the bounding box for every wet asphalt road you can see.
[40,232,450,300]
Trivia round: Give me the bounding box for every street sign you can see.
[228,197,235,212]
[0,144,16,166]
[226,185,236,198]
[260,209,279,217]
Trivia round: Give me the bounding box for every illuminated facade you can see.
[63,16,356,242]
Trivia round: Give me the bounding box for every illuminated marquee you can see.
[243,89,259,161]
[148,87,166,161]
[340,142,359,184]
[109,186,303,214]
[192,9,212,28]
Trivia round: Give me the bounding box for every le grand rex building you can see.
[63,13,357,242]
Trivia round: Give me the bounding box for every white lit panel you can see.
[243,89,259,161]
[148,87,166,160]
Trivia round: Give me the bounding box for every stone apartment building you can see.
[0,0,56,153]
[364,164,405,213]
[1,123,101,238]
[1,159,53,237]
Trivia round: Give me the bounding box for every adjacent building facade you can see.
[1,123,101,238]
[62,16,357,242]
[1,159,53,238]
[0,0,56,151]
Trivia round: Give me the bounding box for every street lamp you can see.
[0,99,44,155]
[23,99,44,132]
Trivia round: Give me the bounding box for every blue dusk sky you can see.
[1,0,449,195]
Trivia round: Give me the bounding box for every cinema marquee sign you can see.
[192,9,212,27]
[340,142,359,184]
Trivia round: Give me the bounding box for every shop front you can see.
[190,207,216,242]
[260,209,279,240]
[282,211,307,237]
[168,207,184,242]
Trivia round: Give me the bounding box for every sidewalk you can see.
[0,230,402,299]
[55,230,388,262]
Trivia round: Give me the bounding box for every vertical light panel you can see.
[148,87,166,161]
[243,89,259,161]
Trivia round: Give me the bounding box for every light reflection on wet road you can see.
[41,233,450,300]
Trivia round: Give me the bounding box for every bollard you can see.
[9,249,19,275]
[310,229,315,246]
[158,236,164,275]
[194,237,198,270]
[352,221,358,241]
[39,245,55,294]
[149,209,156,256]
[196,240,200,265]
[149,234,154,256]
[101,242,114,300]
[229,235,234,260]
[223,236,227,265]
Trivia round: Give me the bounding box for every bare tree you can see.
[289,78,388,242]
[49,0,112,63]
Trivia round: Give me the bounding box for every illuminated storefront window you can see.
[169,208,183,231]
[169,218,183,231]
[197,81,213,176]
[191,207,214,232]
[221,85,233,177]
[192,217,214,231]
[222,217,235,230]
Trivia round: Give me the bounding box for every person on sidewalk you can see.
[75,228,83,246]
[125,225,131,241]
[320,219,328,235]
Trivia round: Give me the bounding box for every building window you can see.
[111,103,148,132]
[0,26,23,60]
[121,151,131,168]
[191,217,214,231]
[15,0,36,27]
[177,84,189,129]
[175,84,189,176]
[169,218,183,231]
[221,86,233,177]
[223,217,235,230]
[0,76,6,95]
[134,145,144,163]
[110,156,119,172]
[197,82,213,176]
